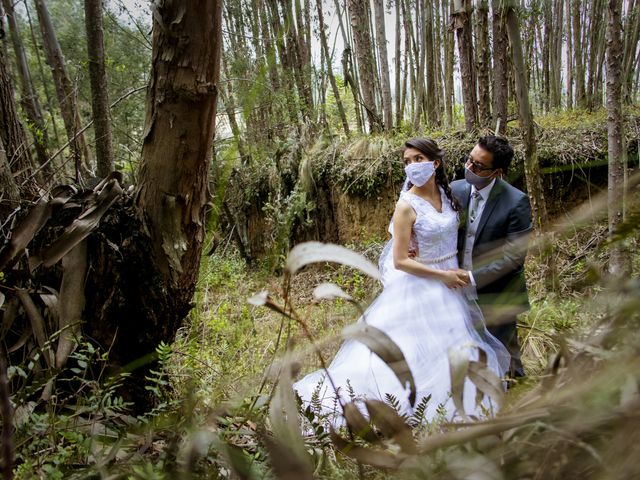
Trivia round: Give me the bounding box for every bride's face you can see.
[403,147,440,169]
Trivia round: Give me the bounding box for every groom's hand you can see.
[454,269,471,285]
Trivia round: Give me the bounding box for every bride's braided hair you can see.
[404,138,460,212]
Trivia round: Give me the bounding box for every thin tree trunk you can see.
[34,0,92,178]
[492,0,509,134]
[621,0,640,103]
[24,0,61,146]
[347,0,382,132]
[452,0,478,132]
[565,0,574,109]
[443,0,455,127]
[425,0,438,126]
[476,0,491,127]
[413,0,426,129]
[84,0,113,177]
[606,0,628,275]
[395,0,402,128]
[316,0,350,136]
[372,0,393,131]
[504,0,548,227]
[573,0,586,108]
[1,0,50,174]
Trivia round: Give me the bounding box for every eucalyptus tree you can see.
[0,44,35,192]
[84,0,113,177]
[452,0,478,131]
[1,0,50,172]
[606,0,629,275]
[372,0,392,131]
[34,0,92,177]
[476,0,492,127]
[347,0,382,133]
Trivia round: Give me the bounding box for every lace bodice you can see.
[397,189,458,262]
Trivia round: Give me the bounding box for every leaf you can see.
[330,428,404,469]
[248,291,268,306]
[285,242,381,280]
[263,435,314,480]
[56,240,87,368]
[313,282,354,302]
[0,200,52,270]
[365,400,417,454]
[467,362,504,410]
[16,289,53,368]
[343,402,379,443]
[448,345,471,420]
[342,323,416,406]
[267,362,311,478]
[0,291,4,310]
[34,178,123,269]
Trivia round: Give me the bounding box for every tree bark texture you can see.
[84,0,114,178]
[453,0,478,132]
[492,0,509,134]
[372,0,393,131]
[1,0,50,173]
[136,0,221,305]
[572,0,586,108]
[0,46,34,191]
[34,0,92,177]
[347,0,382,133]
[605,0,628,275]
[316,0,350,136]
[476,0,492,127]
[505,1,548,228]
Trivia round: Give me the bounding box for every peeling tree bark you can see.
[135,0,222,308]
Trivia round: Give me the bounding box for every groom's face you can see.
[467,145,501,178]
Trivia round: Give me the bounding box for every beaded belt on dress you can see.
[415,251,458,264]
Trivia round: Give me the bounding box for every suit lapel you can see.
[475,178,504,240]
[459,182,471,211]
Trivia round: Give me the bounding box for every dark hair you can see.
[404,138,459,212]
[477,135,514,173]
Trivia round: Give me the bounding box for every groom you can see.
[451,135,532,378]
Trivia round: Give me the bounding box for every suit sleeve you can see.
[472,194,532,290]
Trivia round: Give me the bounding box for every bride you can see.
[294,138,510,422]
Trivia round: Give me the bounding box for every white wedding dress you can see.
[294,189,510,422]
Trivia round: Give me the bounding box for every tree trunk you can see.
[565,0,574,109]
[504,0,548,227]
[135,0,221,306]
[492,0,509,134]
[573,0,586,108]
[0,45,35,192]
[316,0,350,137]
[605,0,628,275]
[34,0,92,178]
[347,0,382,133]
[452,0,478,132]
[1,0,50,175]
[476,0,491,128]
[425,0,439,126]
[0,137,20,216]
[395,0,403,127]
[372,0,393,131]
[443,0,455,127]
[84,0,114,178]
[621,0,640,103]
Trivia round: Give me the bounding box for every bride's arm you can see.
[391,201,467,288]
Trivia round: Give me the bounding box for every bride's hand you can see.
[439,270,469,289]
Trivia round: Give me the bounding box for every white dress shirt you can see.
[462,179,496,300]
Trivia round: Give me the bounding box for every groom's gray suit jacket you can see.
[451,178,532,375]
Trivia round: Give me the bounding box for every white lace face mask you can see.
[405,161,435,187]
